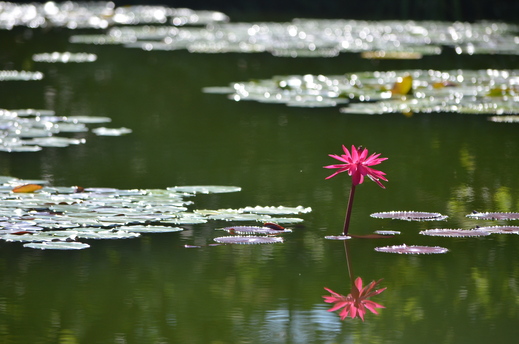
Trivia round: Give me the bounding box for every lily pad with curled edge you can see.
[375,244,449,254]
[465,212,519,220]
[239,205,312,215]
[214,236,284,244]
[116,225,184,233]
[370,211,448,221]
[168,186,242,194]
[217,226,292,235]
[92,127,132,136]
[76,230,140,240]
[23,241,90,250]
[476,225,519,234]
[419,229,491,237]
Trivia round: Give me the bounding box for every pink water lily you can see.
[323,277,386,321]
[324,145,388,235]
[324,145,387,188]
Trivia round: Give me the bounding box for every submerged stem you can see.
[343,240,354,286]
[342,183,356,236]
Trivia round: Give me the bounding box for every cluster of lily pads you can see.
[65,16,519,58]
[0,108,133,152]
[205,69,519,115]
[366,210,519,254]
[0,176,310,250]
[0,1,229,30]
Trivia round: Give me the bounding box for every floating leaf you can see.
[116,225,184,233]
[76,230,141,240]
[217,225,291,235]
[23,242,90,250]
[168,185,241,194]
[466,211,519,220]
[374,230,401,235]
[476,225,519,234]
[419,229,491,237]
[488,115,519,123]
[32,52,97,63]
[240,205,312,215]
[12,184,44,193]
[370,211,448,221]
[375,244,449,254]
[391,75,413,95]
[324,235,352,240]
[92,127,132,136]
[213,236,284,244]
[361,51,423,59]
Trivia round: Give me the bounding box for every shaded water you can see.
[1,21,519,344]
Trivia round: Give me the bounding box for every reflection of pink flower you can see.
[324,145,388,188]
[323,277,386,321]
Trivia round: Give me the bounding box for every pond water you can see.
[1,6,519,344]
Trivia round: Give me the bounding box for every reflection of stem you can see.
[343,240,354,286]
[342,183,356,236]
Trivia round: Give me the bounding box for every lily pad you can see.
[116,225,184,233]
[168,186,241,194]
[419,229,491,237]
[476,225,519,234]
[217,226,292,235]
[213,236,284,244]
[375,244,449,254]
[240,205,312,215]
[465,212,519,220]
[92,127,132,136]
[374,230,401,235]
[23,242,90,250]
[324,235,352,240]
[32,52,97,63]
[371,211,448,221]
[76,230,141,240]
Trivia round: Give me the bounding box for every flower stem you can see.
[342,183,356,236]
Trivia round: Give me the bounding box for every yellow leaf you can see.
[12,184,43,193]
[391,75,413,95]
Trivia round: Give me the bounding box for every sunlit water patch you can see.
[206,69,519,114]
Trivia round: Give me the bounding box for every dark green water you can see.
[1,25,519,344]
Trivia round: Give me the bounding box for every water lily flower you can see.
[323,277,386,321]
[324,145,388,236]
[324,145,387,188]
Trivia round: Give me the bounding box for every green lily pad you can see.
[23,241,90,250]
[168,186,242,194]
[116,225,184,233]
